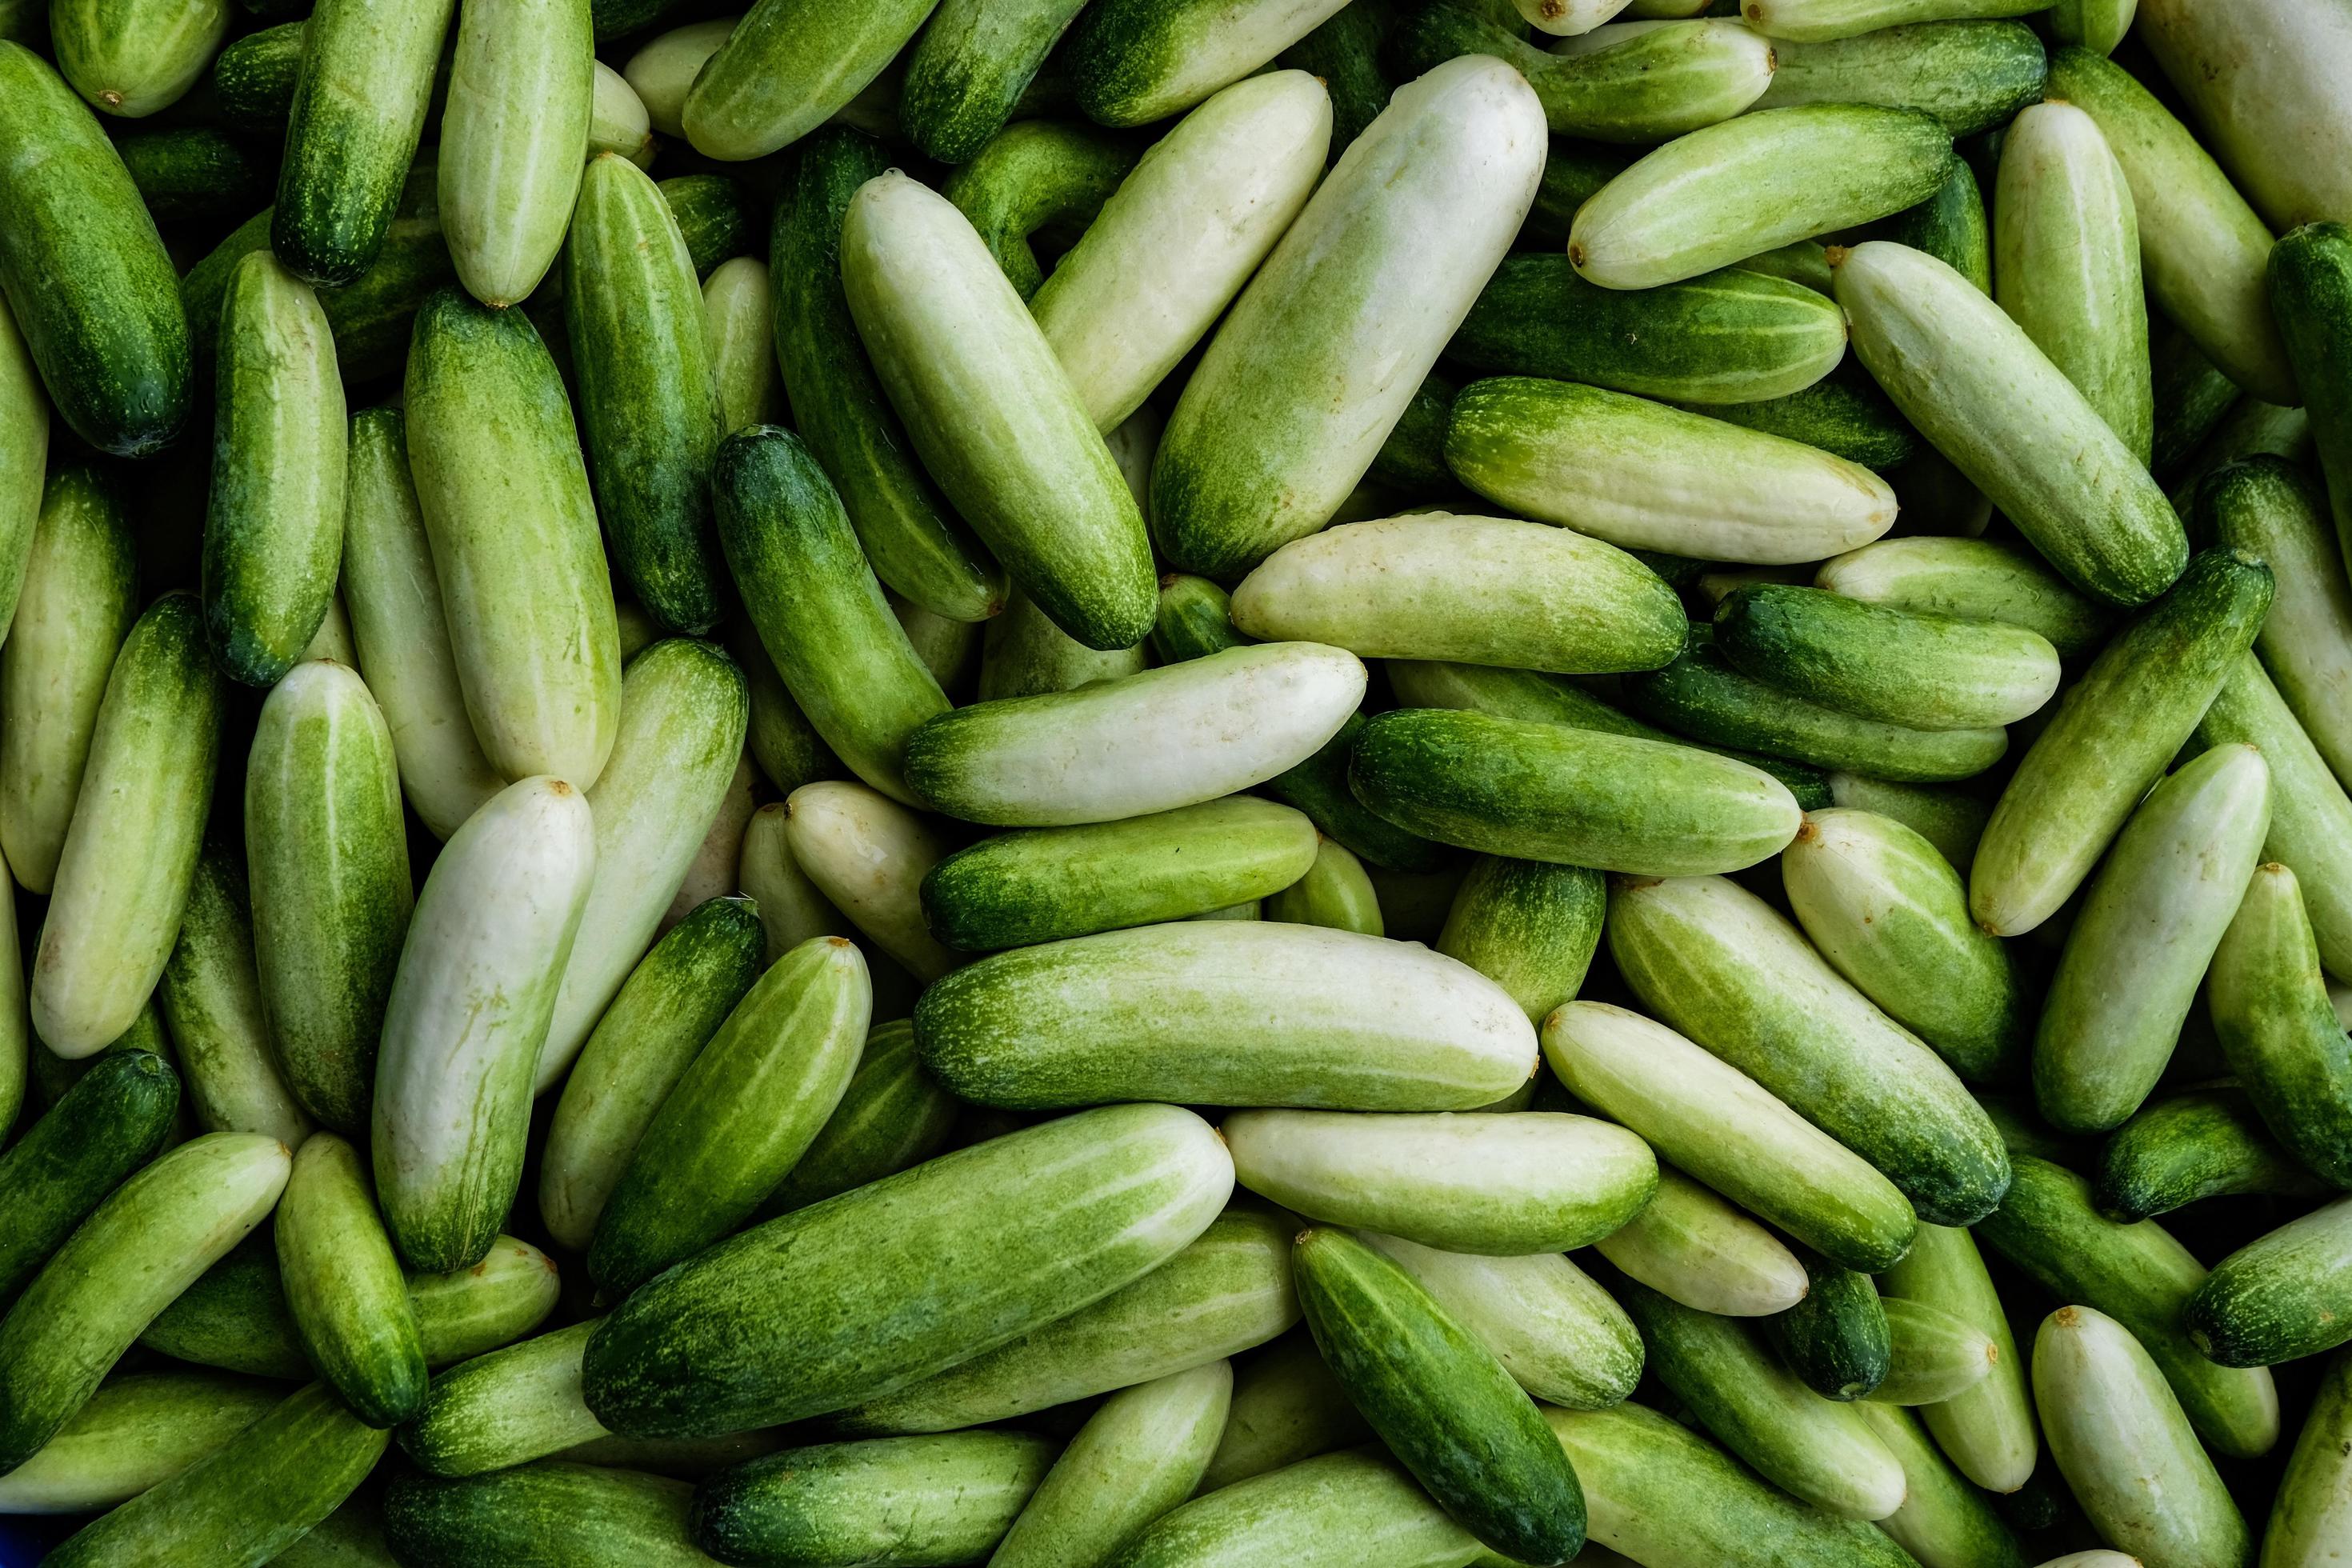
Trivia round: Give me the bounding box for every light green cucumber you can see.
[2185,1197,2352,1368]
[0,1048,176,1305]
[438,0,590,306]
[1765,1252,1889,1401]
[758,1017,957,1218]
[1715,584,2058,731]
[990,1360,1230,1568]
[2208,862,2352,1188]
[1150,56,1545,579]
[736,803,848,960]
[1544,1001,1917,1270]
[1391,12,1773,143]
[1434,858,1602,1024]
[1854,1402,2026,1568]
[906,642,1365,826]
[2095,1089,2322,1223]
[2202,458,2352,788]
[914,921,1534,1111]
[1444,378,1898,564]
[154,850,309,1147]
[2031,743,2271,1133]
[30,593,219,1058]
[618,17,726,138]
[1878,1222,2035,1492]
[702,258,781,436]
[1034,71,1329,433]
[245,660,410,1136]
[2135,0,2352,232]
[1813,536,2114,658]
[978,588,1147,701]
[1066,0,1347,126]
[1360,1234,1642,1411]
[536,638,750,1092]
[1752,20,2045,135]
[1874,1298,2000,1406]
[587,60,652,166]
[2266,1344,2352,1566]
[1196,1338,1371,1494]
[842,170,1152,649]
[1592,1166,1810,1317]
[0,1370,276,1514]
[1607,874,2011,1226]
[781,780,958,981]
[338,408,502,841]
[1264,837,1382,936]
[1975,1154,2280,1459]
[941,120,1138,302]
[697,1433,1054,1565]
[372,776,595,1273]
[275,1131,425,1428]
[404,288,622,789]
[50,0,225,115]
[1740,0,2038,39]
[1226,1110,1654,1254]
[1781,809,2024,1084]
[582,1102,1232,1438]
[681,0,934,160]
[402,1318,607,1479]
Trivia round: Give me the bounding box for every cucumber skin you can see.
[658,174,751,281]
[694,1433,1055,1566]
[681,0,933,161]
[942,120,1138,302]
[898,0,1087,163]
[210,19,302,134]
[0,1369,278,1515]
[1066,0,1350,128]
[0,43,189,458]
[1889,156,1990,294]
[2185,1197,2352,1367]
[275,1132,426,1428]
[1874,1298,1999,1406]
[2094,1090,2321,1222]
[385,1462,710,1568]
[1763,1254,1889,1402]
[1755,20,2044,136]
[0,1050,177,1304]
[116,127,269,225]
[2266,1343,2352,1564]
[1813,536,2114,658]
[758,1019,958,1218]
[2207,862,2352,1188]
[438,0,591,309]
[1682,378,1916,470]
[992,1362,1230,1568]
[2269,222,2352,562]
[1117,1448,1482,1568]
[1436,858,1603,1024]
[1878,1222,2036,1494]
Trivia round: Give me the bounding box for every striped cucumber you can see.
[1813,536,2115,658]
[2031,743,2271,1133]
[2095,1089,2322,1222]
[2202,458,2352,787]
[2186,1197,2352,1367]
[1592,1166,1810,1317]
[1763,1252,1889,1402]
[695,1433,1054,1566]
[2266,1345,2352,1566]
[51,0,226,116]
[0,1370,276,1514]
[914,921,1534,1111]
[702,258,782,436]
[1264,837,1382,935]
[1741,0,2039,38]
[1714,584,2059,730]
[897,0,1087,161]
[1875,1298,2000,1406]
[246,660,411,1135]
[659,174,752,278]
[404,288,622,789]
[1393,12,1773,143]
[990,1361,1230,1568]
[0,1048,177,1303]
[1226,1110,1655,1254]
[979,588,1147,701]
[1197,1338,1370,1495]
[402,1318,609,1477]
[681,0,934,160]
[1878,1222,2036,1493]
[1854,1402,2026,1568]
[438,0,591,306]
[782,781,958,981]
[1066,0,1347,126]
[275,1131,426,1427]
[1150,55,1544,579]
[758,1018,958,1218]
[372,776,595,1273]
[2208,862,2352,1187]
[157,848,311,1146]
[1435,858,1603,1024]
[384,1462,710,1567]
[1753,21,2045,135]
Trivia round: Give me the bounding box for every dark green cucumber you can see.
[1367,374,1456,494]
[658,173,751,282]
[114,127,270,224]
[2206,861,2352,1187]
[2094,1089,2324,1222]
[2270,222,2352,558]
[1886,154,1991,294]
[2185,1198,2352,1368]
[209,18,302,134]
[1277,0,1394,159]
[0,1050,177,1304]
[1522,138,1628,249]
[386,1462,710,1566]
[0,42,189,457]
[1678,374,1917,470]
[1762,1252,1890,1402]
[900,0,1091,163]
[1755,20,2046,136]
[694,1433,1055,1566]
[2151,320,2243,481]
[757,1018,959,1218]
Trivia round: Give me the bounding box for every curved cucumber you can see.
[1754,20,2045,135]
[1592,1166,1808,1318]
[2208,862,2352,1188]
[158,848,311,1146]
[2186,1197,2352,1368]
[990,1361,1230,1568]
[1875,1298,2000,1407]
[758,1018,958,1218]
[914,921,1534,1111]
[1392,12,1772,143]
[0,1049,177,1304]
[2095,1089,2322,1223]
[1813,535,2114,658]
[276,1131,426,1427]
[1435,858,1603,1025]
[384,1462,708,1567]
[942,120,1138,302]
[681,0,932,160]
[1716,585,2057,731]
[0,1370,275,1514]
[2202,457,2352,789]
[438,0,590,306]
[695,1433,1054,1566]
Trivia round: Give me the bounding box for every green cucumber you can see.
[782,782,958,982]
[582,1102,1231,1438]
[0,1132,290,1472]
[658,173,753,280]
[978,588,1149,700]
[557,1430,789,1478]
[2135,0,2352,232]
[695,1432,1054,1564]
[1853,1402,2026,1568]
[1150,55,1545,579]
[273,0,457,285]
[942,120,1137,302]
[733,626,838,798]
[2266,1342,2352,1565]
[897,0,1087,162]
[1607,874,2011,1226]
[0,1049,176,1303]
[402,1318,609,1476]
[1449,254,1848,406]
[438,0,591,306]
[1274,1,1387,160]
[991,1361,1230,1568]
[681,0,934,160]
[1752,20,2044,135]
[1741,0,2038,38]
[1034,71,1330,433]
[2153,322,2244,481]
[405,287,622,788]
[1812,535,2115,658]
[1264,838,1382,934]
[1391,12,1774,143]
[1781,808,2025,1085]
[620,18,727,140]
[1590,1165,1809,1317]
[1226,1110,1654,1254]
[758,1018,958,1218]
[736,803,849,960]
[1196,1338,1370,1495]
[1370,1236,1642,1413]
[371,777,596,1273]
[2049,0,2130,50]
[209,19,302,134]
[1764,1254,1889,1405]
[1974,1154,2280,1459]
[384,1462,712,1567]
[52,0,226,116]
[1297,1229,1583,1562]
[156,848,311,1146]
[0,1370,276,1514]
[1367,374,1455,494]
[1066,0,1348,126]
[1444,378,1898,565]
[1874,1298,1999,1406]
[588,59,654,166]
[2202,458,2352,787]
[2032,743,2271,1132]
[245,659,410,1135]
[2094,1089,2322,1222]
[1522,138,1629,247]
[2270,222,2352,562]
[1714,583,2059,730]
[842,170,1153,650]
[30,593,219,1058]
[0,297,37,670]
[0,44,188,457]
[275,1131,425,1427]
[1434,858,1602,1024]
[2186,1197,2352,1367]
[1878,1222,2035,1493]
[2032,1306,2252,1567]
[702,258,782,437]
[115,127,270,223]
[1544,1000,1918,1270]
[914,921,1534,1111]
[1888,154,1990,292]
[2207,861,2352,1187]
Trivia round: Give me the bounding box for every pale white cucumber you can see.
[737,803,848,960]
[1590,1166,1810,1317]
[782,780,958,982]
[438,0,592,306]
[2134,0,2352,232]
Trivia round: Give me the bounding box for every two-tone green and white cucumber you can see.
[402,1318,610,1478]
[990,1360,1230,1568]
[1878,1222,2037,1493]
[0,1370,276,1514]
[758,1018,958,1218]
[1392,12,1773,143]
[619,17,729,140]
[438,0,590,306]
[978,586,1148,701]
[2208,861,2352,1189]
[2202,457,2352,788]
[2096,1089,2322,1223]
[1753,20,2044,135]
[0,1047,178,1303]
[681,0,931,159]
[1065,0,1346,127]
[586,59,651,166]
[373,776,595,1273]
[384,1462,708,1567]
[696,1433,1054,1566]
[1591,1166,1809,1318]
[1362,1234,1641,1412]
[1813,535,2115,658]
[157,848,312,1146]
[1434,858,1603,1026]
[702,258,782,437]
[2185,1197,2352,1368]
[275,1131,426,1428]
[737,802,847,959]
[914,921,1534,1111]
[1874,1298,2000,1406]
[1852,1402,2026,1568]
[1763,1252,1889,1402]
[781,781,958,981]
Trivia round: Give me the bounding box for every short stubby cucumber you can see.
[438,0,591,307]
[1713,584,2059,730]
[274,1132,426,1428]
[2186,1197,2352,1368]
[1812,535,2114,658]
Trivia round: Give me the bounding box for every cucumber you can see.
[557,1429,789,1477]
[245,660,410,1135]
[157,846,312,1146]
[115,126,270,223]
[2266,1344,2352,1566]
[770,128,1002,623]
[914,922,1534,1111]
[1066,0,1348,126]
[566,155,725,634]
[2134,0,2352,232]
[695,1433,1054,1564]
[1444,378,1898,565]
[1878,1222,2035,1493]
[2031,1306,2252,1568]
[338,407,503,840]
[1839,780,1978,871]
[1264,838,1382,934]
[2185,1197,2352,1367]
[1974,1154,2280,1459]
[0,44,189,457]
[1150,55,1545,579]
[588,60,654,166]
[1751,20,2045,135]
[736,805,850,960]
[1853,1402,2026,1568]
[758,1018,958,1218]
[922,798,1319,951]
[1741,0,2038,39]
[2207,861,2352,1187]
[1590,1166,1810,1316]
[1434,858,1602,1024]
[402,1318,609,1476]
[619,18,726,138]
[906,642,1366,826]
[978,588,1149,700]
[1197,1338,1370,1495]
[30,593,219,1057]
[1570,106,1950,290]
[1522,138,1630,247]
[1544,1001,1918,1270]
[2152,322,2244,481]
[41,1381,389,1568]
[273,0,457,285]
[897,0,1086,161]
[534,639,748,1093]
[372,777,596,1273]
[50,0,226,115]
[1367,374,1454,495]
[583,1102,1230,1438]
[2032,743,2271,1133]
[1781,809,2025,1085]
[1034,71,1330,433]
[702,258,782,436]
[1390,12,1773,143]
[2049,0,2130,51]
[654,173,752,281]
[1612,1276,1906,1522]
[275,1131,426,1427]
[1294,1228,1585,1563]
[734,626,838,799]
[1274,0,1388,160]
[0,298,36,653]
[1763,1252,1889,1401]
[1544,1400,1918,1568]
[2202,458,2352,787]
[2274,224,2352,551]
[0,1049,176,1303]
[1713,584,2060,730]
[1874,1298,1999,1406]
[0,1370,275,1514]
[0,1132,289,1471]
[781,782,958,982]
[1888,155,1990,293]
[209,19,303,134]
[384,1462,710,1567]
[1376,1238,1640,1413]
[942,120,1137,301]
[1349,707,1801,877]
[438,0,590,306]
[1226,1110,1655,1254]
[2094,1089,2322,1222]
[1607,874,2012,1226]
[1812,535,2115,658]
[991,1361,1230,1568]
[682,0,933,159]
[842,171,1153,650]
[404,287,622,788]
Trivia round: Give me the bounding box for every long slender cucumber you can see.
[438,0,590,306]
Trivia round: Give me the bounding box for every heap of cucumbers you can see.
[0,0,2349,1562]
